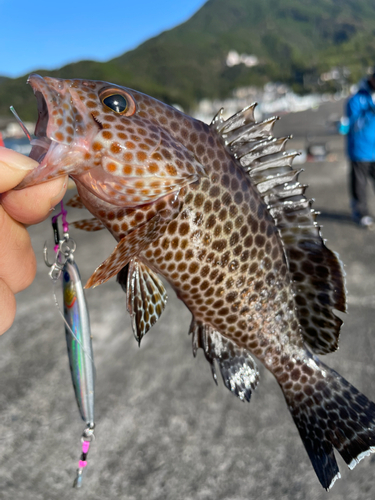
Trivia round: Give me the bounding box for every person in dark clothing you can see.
[346,73,375,227]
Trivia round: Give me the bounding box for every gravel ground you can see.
[1,101,375,500]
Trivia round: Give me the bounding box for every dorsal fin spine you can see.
[211,103,257,135]
[246,151,299,174]
[225,116,278,145]
[234,136,290,162]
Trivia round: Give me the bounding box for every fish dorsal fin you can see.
[66,194,84,209]
[122,258,168,346]
[189,319,259,402]
[211,106,346,355]
[72,218,105,231]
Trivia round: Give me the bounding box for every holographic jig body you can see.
[44,202,95,488]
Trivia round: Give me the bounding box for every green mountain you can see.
[2,0,375,121]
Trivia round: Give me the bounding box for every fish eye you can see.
[102,94,128,114]
[99,87,136,116]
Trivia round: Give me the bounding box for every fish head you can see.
[18,74,206,207]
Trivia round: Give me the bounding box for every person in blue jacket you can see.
[346,73,375,227]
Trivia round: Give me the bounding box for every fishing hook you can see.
[43,242,54,268]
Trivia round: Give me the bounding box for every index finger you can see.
[0,147,38,192]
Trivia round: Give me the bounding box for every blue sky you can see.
[0,0,206,77]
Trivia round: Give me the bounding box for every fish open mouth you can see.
[28,89,52,164]
[15,74,86,189]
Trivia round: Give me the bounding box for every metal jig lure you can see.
[44,202,95,488]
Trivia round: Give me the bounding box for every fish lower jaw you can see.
[17,144,86,189]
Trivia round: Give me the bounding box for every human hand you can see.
[0,147,68,334]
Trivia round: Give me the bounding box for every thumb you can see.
[0,147,38,193]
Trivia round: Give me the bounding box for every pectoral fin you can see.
[85,214,162,288]
[66,194,84,209]
[72,218,105,231]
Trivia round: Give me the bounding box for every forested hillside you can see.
[1,0,375,119]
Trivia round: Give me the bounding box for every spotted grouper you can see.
[17,74,375,489]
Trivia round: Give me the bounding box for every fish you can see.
[16,73,375,490]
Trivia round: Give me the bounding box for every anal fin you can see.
[189,319,259,402]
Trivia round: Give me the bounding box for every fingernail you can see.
[50,177,68,208]
[0,147,38,171]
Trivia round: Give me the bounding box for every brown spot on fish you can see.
[110,142,121,154]
[55,131,64,141]
[106,162,117,173]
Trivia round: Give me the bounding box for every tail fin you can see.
[280,355,375,490]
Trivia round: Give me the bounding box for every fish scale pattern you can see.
[138,128,301,363]
[76,104,302,364]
